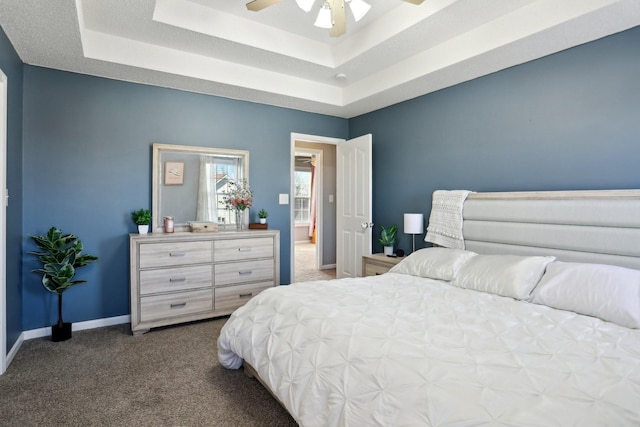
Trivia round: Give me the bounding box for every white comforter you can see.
[218,273,640,426]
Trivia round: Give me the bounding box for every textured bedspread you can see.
[218,273,640,426]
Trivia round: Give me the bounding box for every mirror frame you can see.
[152,143,250,233]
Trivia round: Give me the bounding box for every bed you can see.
[218,189,640,426]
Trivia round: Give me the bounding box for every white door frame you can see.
[0,69,7,375]
[290,133,344,283]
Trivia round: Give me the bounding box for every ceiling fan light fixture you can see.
[347,0,371,22]
[314,2,333,29]
[295,0,315,12]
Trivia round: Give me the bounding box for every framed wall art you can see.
[164,161,184,185]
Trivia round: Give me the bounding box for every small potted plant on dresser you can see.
[378,224,398,256]
[131,208,151,234]
[258,209,268,224]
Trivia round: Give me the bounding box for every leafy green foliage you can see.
[258,209,268,218]
[29,227,99,295]
[131,208,151,225]
[378,224,398,247]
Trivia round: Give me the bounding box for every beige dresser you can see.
[130,229,279,335]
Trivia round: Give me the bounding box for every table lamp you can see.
[404,213,424,253]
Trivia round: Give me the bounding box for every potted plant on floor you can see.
[258,209,268,224]
[378,224,398,256]
[29,227,99,342]
[131,208,151,234]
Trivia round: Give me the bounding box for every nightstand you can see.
[362,253,404,276]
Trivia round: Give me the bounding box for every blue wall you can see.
[21,67,347,329]
[350,26,640,254]
[11,24,640,331]
[0,27,23,353]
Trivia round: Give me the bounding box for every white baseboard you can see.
[22,315,131,340]
[320,263,336,270]
[6,332,23,368]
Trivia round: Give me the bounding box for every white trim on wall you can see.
[0,69,7,375]
[22,315,130,340]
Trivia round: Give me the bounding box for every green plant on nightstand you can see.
[378,224,398,256]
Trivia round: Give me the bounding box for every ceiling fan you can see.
[246,0,426,37]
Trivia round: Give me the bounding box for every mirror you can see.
[152,143,250,232]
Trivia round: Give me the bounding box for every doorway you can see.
[290,134,340,283]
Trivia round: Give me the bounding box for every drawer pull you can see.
[238,270,253,275]
[239,293,253,298]
[169,277,187,283]
[238,248,252,252]
[170,302,187,309]
[169,252,186,257]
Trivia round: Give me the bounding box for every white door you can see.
[0,69,7,375]
[336,134,372,278]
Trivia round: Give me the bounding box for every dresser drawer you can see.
[139,265,212,295]
[214,259,274,286]
[139,241,212,269]
[214,237,274,262]
[215,282,273,312]
[139,289,213,323]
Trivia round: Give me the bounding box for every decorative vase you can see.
[138,224,149,235]
[235,209,247,230]
[383,246,394,256]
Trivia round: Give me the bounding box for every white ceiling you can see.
[0,0,639,118]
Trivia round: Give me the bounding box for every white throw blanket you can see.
[425,189,471,249]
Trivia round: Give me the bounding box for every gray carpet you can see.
[0,318,296,426]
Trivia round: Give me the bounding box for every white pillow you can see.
[389,247,477,281]
[452,255,556,300]
[531,261,640,329]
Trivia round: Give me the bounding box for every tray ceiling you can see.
[0,0,638,118]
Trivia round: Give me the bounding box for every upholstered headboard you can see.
[461,190,640,270]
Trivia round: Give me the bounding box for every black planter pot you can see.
[51,322,72,342]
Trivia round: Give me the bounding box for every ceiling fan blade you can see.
[246,0,283,12]
[329,0,346,37]
[402,0,426,4]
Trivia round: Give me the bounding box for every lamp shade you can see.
[296,0,315,12]
[348,0,371,22]
[314,2,333,28]
[404,213,424,234]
